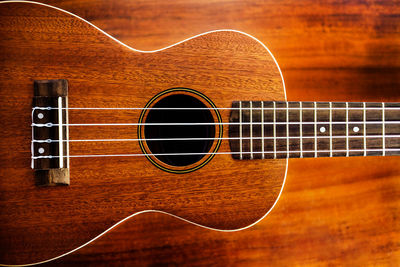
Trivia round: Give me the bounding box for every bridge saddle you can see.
[31,79,70,186]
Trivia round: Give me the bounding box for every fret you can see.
[365,102,383,156]
[288,102,300,158]
[382,102,385,156]
[347,102,364,156]
[251,101,262,159]
[301,102,315,158]
[275,102,287,159]
[263,101,275,159]
[314,101,317,158]
[239,101,242,159]
[273,101,277,159]
[363,102,366,156]
[316,102,330,157]
[250,101,253,159]
[345,102,349,156]
[331,102,346,157]
[286,102,289,158]
[299,102,303,158]
[241,101,251,159]
[329,102,332,157]
[261,101,264,159]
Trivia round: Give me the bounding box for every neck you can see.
[229,101,400,160]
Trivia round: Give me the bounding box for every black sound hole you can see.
[144,94,215,166]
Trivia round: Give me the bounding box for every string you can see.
[31,135,400,143]
[31,121,400,127]
[32,106,400,111]
[31,148,400,159]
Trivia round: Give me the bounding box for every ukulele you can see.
[1,1,399,265]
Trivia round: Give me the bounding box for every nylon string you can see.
[31,104,400,160]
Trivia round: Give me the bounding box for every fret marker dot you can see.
[37,113,44,119]
[320,126,326,133]
[38,147,45,154]
[353,126,360,133]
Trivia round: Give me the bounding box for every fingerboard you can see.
[229,101,400,159]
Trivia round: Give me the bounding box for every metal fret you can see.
[382,102,385,156]
[363,102,366,156]
[329,102,332,157]
[346,102,349,157]
[239,101,242,160]
[314,102,317,158]
[250,101,253,159]
[261,101,264,159]
[286,101,289,158]
[273,101,277,159]
[299,102,303,158]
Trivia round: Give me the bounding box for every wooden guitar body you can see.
[0,2,287,265]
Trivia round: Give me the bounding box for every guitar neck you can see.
[229,101,400,159]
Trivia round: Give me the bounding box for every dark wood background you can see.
[31,0,400,265]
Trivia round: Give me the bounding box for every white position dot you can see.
[38,147,45,154]
[320,126,326,133]
[37,113,44,119]
[353,126,360,133]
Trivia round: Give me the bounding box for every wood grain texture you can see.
[0,2,287,265]
[2,0,400,266]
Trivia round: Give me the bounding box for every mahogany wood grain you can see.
[2,0,400,266]
[0,2,287,265]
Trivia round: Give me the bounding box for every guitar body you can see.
[0,2,287,265]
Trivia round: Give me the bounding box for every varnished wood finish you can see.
[33,0,399,266]
[0,2,287,265]
[2,0,400,266]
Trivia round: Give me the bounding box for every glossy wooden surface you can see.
[3,0,400,265]
[0,2,287,265]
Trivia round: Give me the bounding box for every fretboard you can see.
[229,101,400,159]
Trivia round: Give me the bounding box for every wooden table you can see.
[35,0,400,265]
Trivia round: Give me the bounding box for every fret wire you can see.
[299,102,303,158]
[346,102,349,157]
[261,102,264,159]
[273,101,277,159]
[239,101,243,160]
[286,102,289,158]
[329,102,333,157]
[314,102,317,158]
[382,102,385,156]
[363,102,366,156]
[250,101,253,159]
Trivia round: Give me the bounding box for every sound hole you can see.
[144,94,215,166]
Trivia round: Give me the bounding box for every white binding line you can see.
[0,1,288,266]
